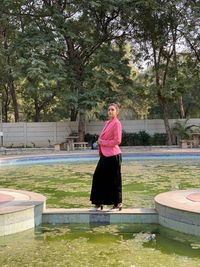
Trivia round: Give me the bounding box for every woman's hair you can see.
[108,103,120,113]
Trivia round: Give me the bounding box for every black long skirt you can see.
[90,154,122,205]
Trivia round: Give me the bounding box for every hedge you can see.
[85,131,166,146]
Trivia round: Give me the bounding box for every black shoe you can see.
[94,204,103,211]
[110,203,122,211]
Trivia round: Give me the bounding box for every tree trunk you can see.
[3,86,9,122]
[163,109,173,146]
[70,108,78,121]
[154,46,173,145]
[78,112,85,141]
[8,80,19,122]
[34,97,40,122]
[4,104,8,122]
[3,29,19,122]
[158,94,173,145]
[178,96,185,119]
[172,28,186,119]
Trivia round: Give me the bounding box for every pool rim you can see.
[1,150,200,166]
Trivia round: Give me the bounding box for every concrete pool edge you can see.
[0,146,200,158]
[155,189,200,236]
[0,188,46,236]
[42,208,158,225]
[1,150,200,166]
[1,188,200,237]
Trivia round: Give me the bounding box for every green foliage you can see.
[85,131,167,146]
[151,133,166,145]
[0,0,199,127]
[126,0,200,144]
[122,131,151,146]
[172,120,200,140]
[121,131,166,146]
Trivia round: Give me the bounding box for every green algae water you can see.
[0,224,200,267]
[0,159,199,208]
[0,158,200,266]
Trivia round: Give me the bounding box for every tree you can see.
[140,52,200,120]
[0,1,21,122]
[16,27,64,122]
[19,0,133,140]
[128,0,199,144]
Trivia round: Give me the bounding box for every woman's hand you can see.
[97,138,102,145]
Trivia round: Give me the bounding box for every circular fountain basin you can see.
[155,189,200,236]
[0,188,46,236]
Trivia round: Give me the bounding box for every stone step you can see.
[42,208,158,224]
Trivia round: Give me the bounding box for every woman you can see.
[90,103,122,211]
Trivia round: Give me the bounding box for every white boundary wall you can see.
[1,119,200,147]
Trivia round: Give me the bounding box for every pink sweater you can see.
[99,118,122,157]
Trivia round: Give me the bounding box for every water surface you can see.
[1,224,200,267]
[0,157,200,266]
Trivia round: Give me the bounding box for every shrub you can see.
[85,131,167,146]
[151,133,166,145]
[122,131,151,146]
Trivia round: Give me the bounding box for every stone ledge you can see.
[43,208,157,214]
[42,208,159,225]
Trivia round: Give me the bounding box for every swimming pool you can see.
[0,153,200,266]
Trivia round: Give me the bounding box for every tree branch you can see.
[178,29,200,62]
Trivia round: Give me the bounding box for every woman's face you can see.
[108,105,118,119]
